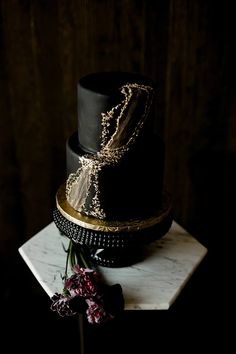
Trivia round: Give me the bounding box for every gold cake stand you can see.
[53,183,173,267]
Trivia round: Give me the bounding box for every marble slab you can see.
[18,221,207,310]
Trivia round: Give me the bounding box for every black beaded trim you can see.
[53,207,173,248]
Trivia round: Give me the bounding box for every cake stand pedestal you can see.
[18,221,207,354]
[53,183,173,267]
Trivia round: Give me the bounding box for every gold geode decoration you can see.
[65,83,154,220]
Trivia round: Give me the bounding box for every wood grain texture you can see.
[0,0,235,258]
[164,0,235,241]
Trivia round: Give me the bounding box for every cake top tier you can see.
[77,71,155,153]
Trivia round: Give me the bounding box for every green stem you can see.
[79,249,89,268]
[69,240,75,269]
[63,241,71,287]
[66,240,94,275]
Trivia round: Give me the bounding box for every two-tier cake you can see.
[53,71,172,267]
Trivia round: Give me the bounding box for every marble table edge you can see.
[125,245,207,311]
[18,246,55,298]
[18,221,208,310]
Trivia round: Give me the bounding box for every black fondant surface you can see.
[66,71,166,221]
[77,71,155,153]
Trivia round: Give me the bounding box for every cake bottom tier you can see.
[66,131,165,221]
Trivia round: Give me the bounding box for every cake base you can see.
[53,205,173,267]
[53,185,173,267]
[89,246,143,267]
[53,207,173,267]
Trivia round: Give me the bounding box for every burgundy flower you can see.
[86,299,113,324]
[64,266,98,298]
[50,240,124,324]
[50,293,76,317]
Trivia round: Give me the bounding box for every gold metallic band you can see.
[56,183,172,233]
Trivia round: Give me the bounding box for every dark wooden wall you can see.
[0,0,235,260]
[1,1,235,351]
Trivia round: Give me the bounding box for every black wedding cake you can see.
[53,71,173,267]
